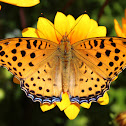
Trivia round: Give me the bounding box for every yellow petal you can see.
[98,92,109,105]
[123,24,126,36]
[70,14,91,44]
[40,103,56,112]
[0,0,40,7]
[56,93,71,111]
[0,5,1,10]
[13,77,20,84]
[67,14,75,34]
[37,17,59,43]
[114,19,126,37]
[64,103,80,120]
[54,12,68,42]
[22,27,39,37]
[122,18,126,35]
[81,102,91,109]
[87,26,106,38]
[87,19,98,36]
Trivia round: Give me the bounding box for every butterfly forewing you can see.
[0,38,62,103]
[72,37,126,80]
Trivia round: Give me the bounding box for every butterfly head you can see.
[61,33,70,43]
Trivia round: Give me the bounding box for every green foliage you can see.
[0,0,126,126]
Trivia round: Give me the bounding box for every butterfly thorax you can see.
[58,36,72,92]
[59,36,71,60]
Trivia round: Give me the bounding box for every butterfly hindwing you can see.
[21,54,62,103]
[69,55,110,103]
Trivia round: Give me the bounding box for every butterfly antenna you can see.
[40,13,63,38]
[46,18,63,37]
[66,11,87,38]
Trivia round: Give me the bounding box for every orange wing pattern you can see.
[70,37,126,103]
[0,38,62,103]
[0,37,126,104]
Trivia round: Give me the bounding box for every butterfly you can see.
[0,36,126,104]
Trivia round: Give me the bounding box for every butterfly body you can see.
[0,37,126,104]
[59,36,72,92]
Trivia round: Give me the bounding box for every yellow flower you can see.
[114,9,126,37]
[0,0,40,7]
[21,12,109,120]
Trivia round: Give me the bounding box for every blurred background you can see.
[0,0,126,126]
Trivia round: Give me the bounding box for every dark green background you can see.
[0,0,126,126]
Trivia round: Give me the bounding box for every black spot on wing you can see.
[39,87,42,90]
[89,41,93,49]
[13,67,17,71]
[19,72,22,76]
[26,40,31,49]
[19,38,22,42]
[38,41,42,49]
[84,43,86,48]
[0,51,5,56]
[80,78,83,81]
[105,50,111,56]
[33,40,37,47]
[0,46,2,50]
[29,62,34,66]
[100,39,105,48]
[16,43,20,47]
[30,53,35,58]
[21,50,26,57]
[123,42,126,44]
[11,49,16,54]
[1,59,4,62]
[81,89,84,92]
[120,61,124,66]
[18,62,22,67]
[114,67,118,71]
[46,89,50,92]
[109,72,113,76]
[115,48,120,53]
[7,62,12,66]
[109,62,114,67]
[109,37,113,42]
[79,62,84,68]
[44,69,47,73]
[12,56,17,61]
[97,62,102,66]
[47,62,52,68]
[95,52,101,58]
[114,56,119,61]
[94,40,98,47]
[111,42,116,47]
[44,42,47,49]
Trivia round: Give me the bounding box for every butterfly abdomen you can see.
[59,40,72,92]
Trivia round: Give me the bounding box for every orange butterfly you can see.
[0,36,125,104]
